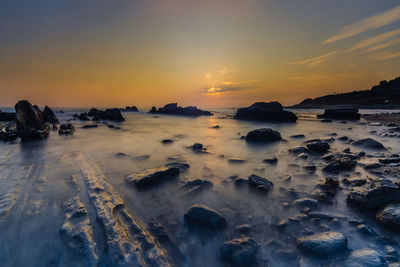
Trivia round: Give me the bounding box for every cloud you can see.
[202,80,257,96]
[323,5,400,44]
[373,51,400,60]
[289,51,340,67]
[346,29,400,52]
[365,37,400,52]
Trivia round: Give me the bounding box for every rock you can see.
[380,158,400,164]
[0,123,18,142]
[347,179,400,209]
[181,179,213,189]
[122,106,138,112]
[296,231,348,255]
[306,141,330,152]
[211,125,220,129]
[184,204,226,229]
[235,224,251,235]
[248,174,273,191]
[148,103,212,116]
[245,128,282,143]
[322,156,357,173]
[87,108,125,122]
[228,158,247,164]
[161,139,174,144]
[342,177,367,187]
[346,249,384,267]
[76,113,90,121]
[165,162,190,171]
[377,204,400,228]
[263,158,278,164]
[221,236,258,265]
[357,224,377,236]
[234,102,297,122]
[289,146,309,154]
[294,198,318,208]
[234,178,249,186]
[0,111,15,121]
[312,178,340,203]
[291,134,305,139]
[148,106,157,113]
[364,163,383,170]
[339,136,349,141]
[317,107,361,120]
[127,167,180,188]
[58,123,75,135]
[82,124,98,129]
[352,138,386,150]
[15,100,49,141]
[42,106,59,123]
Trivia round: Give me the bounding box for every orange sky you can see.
[1,1,400,108]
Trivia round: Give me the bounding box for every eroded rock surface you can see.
[15,100,49,141]
[221,236,258,265]
[184,204,227,229]
[127,167,180,189]
[296,231,348,255]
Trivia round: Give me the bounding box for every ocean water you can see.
[0,108,399,266]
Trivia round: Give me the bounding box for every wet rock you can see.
[165,162,189,171]
[0,123,18,142]
[296,231,348,255]
[236,224,251,235]
[377,204,400,228]
[356,224,378,236]
[234,177,249,186]
[352,138,386,150]
[364,163,383,170]
[181,179,213,189]
[75,113,90,121]
[82,124,98,129]
[294,198,318,208]
[234,102,297,122]
[162,139,174,144]
[338,136,349,141]
[347,179,400,209]
[317,107,361,120]
[59,123,75,135]
[148,103,212,116]
[322,156,357,173]
[191,143,207,152]
[380,158,400,164]
[127,167,180,188]
[184,204,227,229]
[0,111,15,121]
[291,134,305,139]
[221,236,258,266]
[228,158,247,164]
[15,100,50,141]
[342,177,367,187]
[289,146,309,154]
[306,141,330,153]
[42,106,59,123]
[248,174,273,191]
[211,125,220,129]
[346,249,384,267]
[263,158,278,164]
[245,128,282,143]
[87,108,125,122]
[122,106,138,112]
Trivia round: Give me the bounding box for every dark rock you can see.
[0,111,15,121]
[148,106,157,113]
[107,124,121,130]
[184,204,226,229]
[181,179,212,189]
[317,107,361,120]
[321,119,332,123]
[0,123,18,142]
[307,141,330,153]
[263,158,278,164]
[228,159,247,164]
[357,224,378,236]
[161,139,174,144]
[234,178,249,186]
[289,146,309,154]
[380,158,400,164]
[42,106,59,124]
[82,124,98,129]
[148,103,212,116]
[234,102,297,122]
[364,163,383,170]
[290,134,305,139]
[58,123,75,135]
[15,100,49,141]
[87,108,125,122]
[248,174,273,191]
[77,113,90,121]
[322,156,357,173]
[192,143,204,151]
[296,231,348,255]
[166,162,190,171]
[377,204,400,228]
[338,136,349,141]
[221,236,258,265]
[245,128,282,143]
[342,177,367,187]
[122,106,138,112]
[294,198,318,208]
[346,249,384,267]
[211,125,220,129]
[127,167,180,188]
[352,138,386,150]
[235,224,251,235]
[347,179,400,209]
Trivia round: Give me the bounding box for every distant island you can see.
[290,76,400,109]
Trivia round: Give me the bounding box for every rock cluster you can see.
[148,103,213,116]
[87,108,125,122]
[235,102,297,122]
[317,106,361,120]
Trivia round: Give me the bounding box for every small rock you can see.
[296,231,348,255]
[184,204,226,229]
[221,236,258,265]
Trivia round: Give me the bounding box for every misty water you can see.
[0,108,399,266]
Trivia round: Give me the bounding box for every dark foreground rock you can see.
[234,102,297,122]
[306,141,330,153]
[0,111,16,121]
[245,128,282,143]
[221,236,258,265]
[184,204,226,229]
[346,249,384,267]
[59,123,75,135]
[352,138,386,150]
[43,106,59,123]
[87,108,125,122]
[377,204,400,228]
[317,107,361,120]
[347,179,400,209]
[148,103,212,116]
[296,231,348,255]
[127,167,180,188]
[322,155,357,173]
[0,123,18,142]
[15,100,50,141]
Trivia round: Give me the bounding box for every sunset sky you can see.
[1,0,400,108]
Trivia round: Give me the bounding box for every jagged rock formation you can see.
[87,108,125,122]
[42,106,59,123]
[235,102,297,122]
[121,106,138,112]
[15,100,50,141]
[148,103,213,116]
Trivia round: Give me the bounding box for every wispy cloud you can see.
[365,37,400,52]
[346,29,400,52]
[289,51,340,67]
[202,80,257,96]
[374,51,400,60]
[323,5,400,44]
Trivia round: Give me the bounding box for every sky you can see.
[1,0,400,108]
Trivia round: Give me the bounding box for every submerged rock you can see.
[184,204,226,229]
[82,124,98,129]
[127,167,180,188]
[347,179,400,209]
[245,128,282,143]
[42,106,59,124]
[148,103,212,116]
[87,108,125,122]
[306,141,330,153]
[221,236,258,265]
[296,231,348,255]
[234,102,297,122]
[248,174,273,192]
[352,138,386,150]
[59,123,75,135]
[377,204,400,228]
[15,100,49,141]
[322,155,357,173]
[263,157,278,164]
[289,146,309,154]
[346,249,384,267]
[317,107,361,120]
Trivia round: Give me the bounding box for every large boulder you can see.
[296,232,348,255]
[235,102,297,122]
[184,204,226,229]
[377,204,400,228]
[127,167,180,188]
[15,100,49,141]
[148,103,212,116]
[42,105,59,123]
[87,108,125,122]
[221,236,258,265]
[346,249,384,267]
[347,179,400,209]
[317,106,361,120]
[245,128,282,143]
[352,138,386,150]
